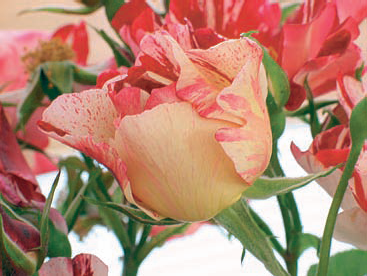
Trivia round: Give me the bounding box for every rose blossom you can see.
[292,73,367,249]
[40,32,271,222]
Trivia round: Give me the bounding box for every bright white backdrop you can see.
[38,121,354,276]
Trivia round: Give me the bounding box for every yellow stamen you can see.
[21,38,75,74]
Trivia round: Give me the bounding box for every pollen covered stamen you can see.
[21,38,75,74]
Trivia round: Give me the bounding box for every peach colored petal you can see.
[216,60,271,184]
[291,142,357,210]
[334,207,367,250]
[39,90,129,190]
[113,102,247,222]
[172,36,265,124]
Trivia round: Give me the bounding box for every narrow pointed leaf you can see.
[16,69,44,131]
[19,4,102,15]
[262,48,290,107]
[37,171,61,268]
[92,27,130,67]
[47,219,71,258]
[41,61,74,96]
[215,200,289,276]
[244,166,338,199]
[84,197,181,225]
[103,0,125,21]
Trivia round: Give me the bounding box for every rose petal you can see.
[39,90,129,191]
[0,106,44,205]
[216,59,271,183]
[334,207,367,250]
[72,254,108,276]
[291,142,357,210]
[38,258,73,276]
[114,102,247,221]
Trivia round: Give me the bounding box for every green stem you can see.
[82,154,131,253]
[316,145,361,276]
[73,66,97,85]
[248,207,285,256]
[267,140,302,276]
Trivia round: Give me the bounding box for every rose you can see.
[279,1,363,110]
[0,22,89,175]
[40,32,271,222]
[38,254,108,276]
[292,73,367,249]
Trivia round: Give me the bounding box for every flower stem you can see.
[316,144,361,276]
[266,140,302,276]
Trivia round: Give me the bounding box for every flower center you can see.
[21,38,75,74]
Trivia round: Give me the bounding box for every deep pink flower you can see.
[40,33,271,222]
[279,0,363,110]
[292,73,367,249]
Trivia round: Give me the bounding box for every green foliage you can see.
[19,4,102,15]
[244,166,337,199]
[308,250,367,276]
[215,200,289,276]
[84,197,182,225]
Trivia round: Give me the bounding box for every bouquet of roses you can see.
[0,0,366,275]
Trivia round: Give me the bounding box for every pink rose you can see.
[292,73,367,249]
[38,254,108,276]
[40,32,271,222]
[279,1,363,110]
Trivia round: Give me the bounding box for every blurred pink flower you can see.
[0,22,89,175]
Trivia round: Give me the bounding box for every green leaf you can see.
[308,250,367,276]
[19,4,102,15]
[244,166,338,199]
[37,171,61,269]
[291,233,320,258]
[262,48,290,107]
[47,219,71,258]
[84,197,181,225]
[92,27,131,67]
[41,61,74,96]
[103,0,125,21]
[215,200,289,276]
[16,69,45,131]
[355,62,364,81]
[267,92,286,140]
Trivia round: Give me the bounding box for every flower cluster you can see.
[1,0,367,275]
